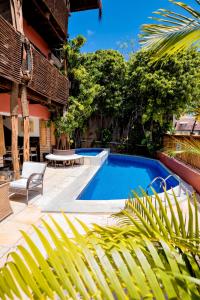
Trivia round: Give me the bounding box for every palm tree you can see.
[140,0,200,59]
[0,191,199,299]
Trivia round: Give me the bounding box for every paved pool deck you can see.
[0,165,116,266]
[0,164,199,267]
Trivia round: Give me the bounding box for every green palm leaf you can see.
[165,136,200,157]
[140,0,200,58]
[0,191,199,299]
[114,190,200,253]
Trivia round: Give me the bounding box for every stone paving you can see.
[0,165,115,266]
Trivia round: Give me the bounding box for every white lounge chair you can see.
[9,161,46,203]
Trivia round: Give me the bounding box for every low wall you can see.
[157,152,200,194]
[83,150,109,166]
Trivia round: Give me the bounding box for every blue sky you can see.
[69,0,198,54]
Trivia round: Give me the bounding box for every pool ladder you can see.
[146,174,182,198]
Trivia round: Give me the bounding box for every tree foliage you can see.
[82,50,127,116]
[55,36,99,148]
[124,49,200,152]
[56,36,200,152]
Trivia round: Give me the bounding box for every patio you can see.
[0,164,115,266]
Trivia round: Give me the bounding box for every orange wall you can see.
[23,19,50,58]
[0,94,50,120]
[157,152,200,194]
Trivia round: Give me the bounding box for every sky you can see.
[68,0,198,55]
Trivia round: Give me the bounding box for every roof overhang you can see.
[69,0,102,15]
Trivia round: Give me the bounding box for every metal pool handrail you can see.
[165,174,182,197]
[146,176,167,194]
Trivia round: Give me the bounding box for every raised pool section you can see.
[78,154,179,200]
[76,148,109,166]
[75,148,103,156]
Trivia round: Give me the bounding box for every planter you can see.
[157,152,200,194]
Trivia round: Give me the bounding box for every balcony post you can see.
[10,83,20,179]
[21,86,30,161]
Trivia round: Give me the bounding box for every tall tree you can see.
[82,50,127,117]
[82,50,127,142]
[125,49,200,153]
[55,36,99,148]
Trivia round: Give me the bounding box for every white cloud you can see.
[87,30,95,37]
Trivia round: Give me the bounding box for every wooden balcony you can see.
[0,16,21,84]
[28,46,69,105]
[22,0,68,47]
[44,0,67,35]
[0,15,68,106]
[70,0,100,12]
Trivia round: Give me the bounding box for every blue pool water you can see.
[78,154,179,200]
[75,148,102,156]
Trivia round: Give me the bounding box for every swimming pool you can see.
[75,148,103,156]
[78,154,179,200]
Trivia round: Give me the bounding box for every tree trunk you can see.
[10,83,20,179]
[23,116,30,161]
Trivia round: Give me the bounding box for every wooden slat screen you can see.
[52,72,69,103]
[29,46,68,104]
[0,15,21,83]
[43,0,67,34]
[163,135,200,170]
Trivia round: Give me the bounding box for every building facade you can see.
[0,0,101,176]
[174,115,200,136]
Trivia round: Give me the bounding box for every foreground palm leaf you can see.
[140,0,200,58]
[0,192,199,299]
[113,190,200,252]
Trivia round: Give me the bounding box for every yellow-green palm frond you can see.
[165,137,200,156]
[140,0,200,59]
[0,202,200,299]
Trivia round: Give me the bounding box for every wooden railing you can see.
[0,15,21,83]
[28,46,69,105]
[163,134,200,170]
[43,0,67,35]
[0,14,68,104]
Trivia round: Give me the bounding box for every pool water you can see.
[75,148,102,156]
[78,154,179,200]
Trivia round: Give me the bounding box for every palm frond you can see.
[0,188,199,299]
[165,137,200,157]
[140,0,200,58]
[113,190,200,253]
[0,213,200,299]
